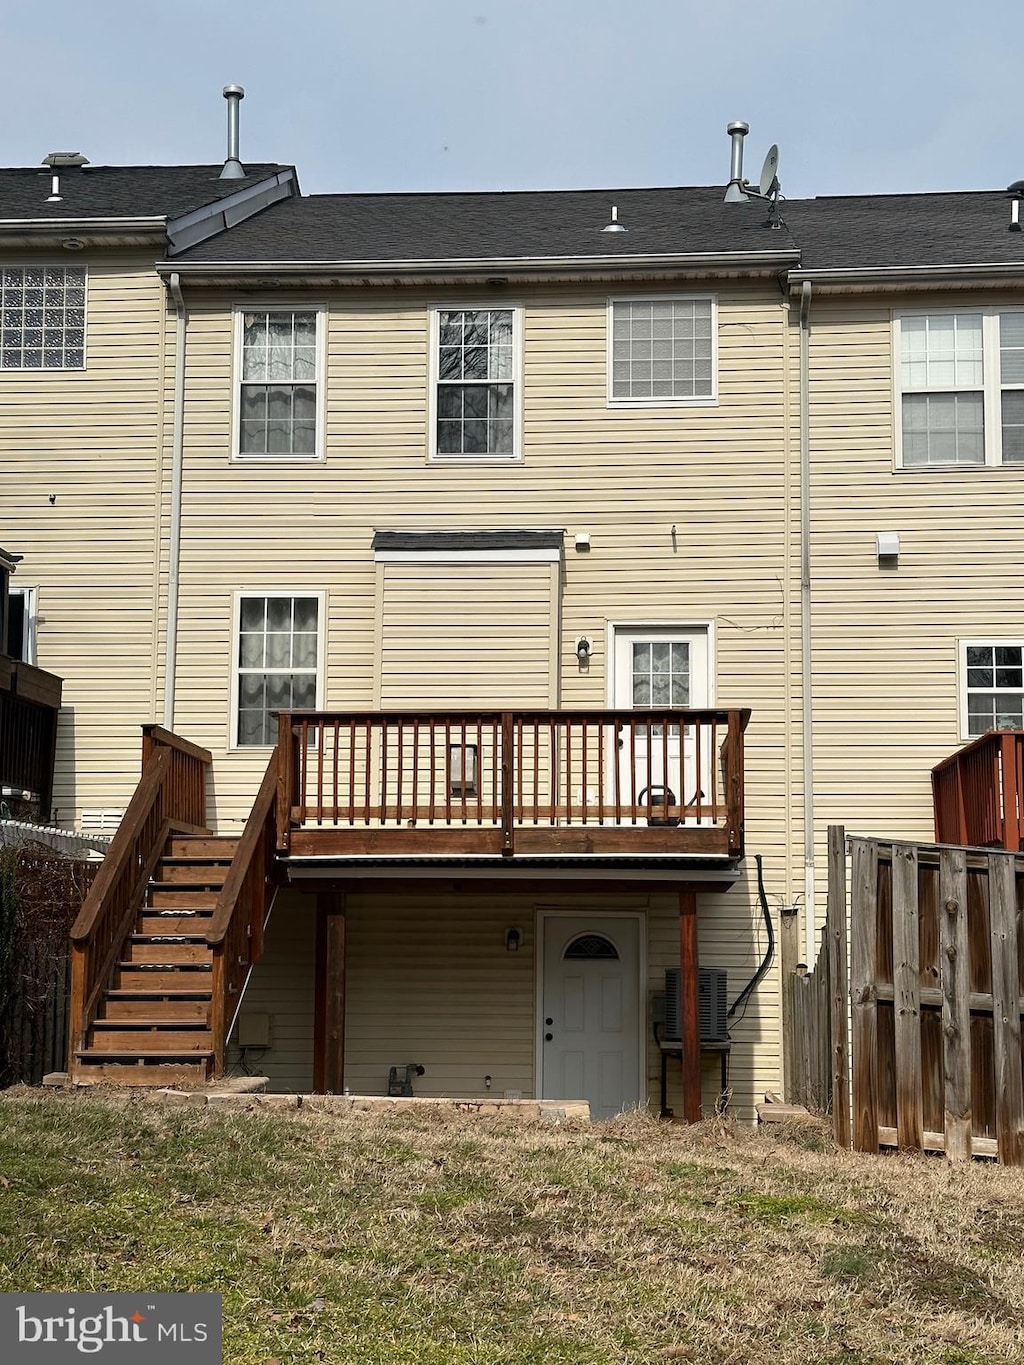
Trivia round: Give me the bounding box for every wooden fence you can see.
[783,826,850,1145]
[845,833,1024,1163]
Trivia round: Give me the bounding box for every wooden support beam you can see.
[826,825,851,1150]
[679,886,701,1123]
[314,889,347,1095]
[938,847,972,1162]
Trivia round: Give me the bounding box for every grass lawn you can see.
[1,1091,1023,1364]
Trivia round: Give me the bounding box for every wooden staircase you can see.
[73,835,238,1085]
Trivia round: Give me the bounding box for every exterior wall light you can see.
[576,636,592,666]
[505,927,522,952]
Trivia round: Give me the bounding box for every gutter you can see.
[789,262,1024,292]
[157,247,801,285]
[799,279,816,965]
[163,272,187,730]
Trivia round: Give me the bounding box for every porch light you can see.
[576,636,592,666]
[506,927,522,952]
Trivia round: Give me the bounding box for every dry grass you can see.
[1,1090,1023,1363]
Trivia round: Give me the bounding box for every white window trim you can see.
[229,589,327,750]
[894,307,1024,470]
[427,303,524,463]
[8,585,37,664]
[605,620,717,707]
[230,304,327,463]
[606,293,719,409]
[0,264,88,374]
[959,637,1024,740]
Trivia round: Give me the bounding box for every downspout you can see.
[799,279,816,964]
[164,272,186,730]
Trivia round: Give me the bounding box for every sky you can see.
[2,0,1023,200]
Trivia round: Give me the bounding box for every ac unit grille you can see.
[663,966,729,1044]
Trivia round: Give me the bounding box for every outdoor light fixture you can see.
[505,927,522,952]
[576,636,592,666]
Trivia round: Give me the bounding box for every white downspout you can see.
[164,272,187,729]
[799,279,816,964]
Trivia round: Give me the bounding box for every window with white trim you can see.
[608,297,716,405]
[236,309,321,458]
[7,586,36,664]
[236,595,320,746]
[896,310,1024,467]
[964,642,1024,736]
[432,307,519,459]
[1,266,85,370]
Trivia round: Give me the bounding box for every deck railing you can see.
[277,708,749,859]
[932,730,1024,850]
[207,750,278,1074]
[68,727,211,1057]
[0,655,63,818]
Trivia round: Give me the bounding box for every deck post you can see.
[679,886,702,1123]
[314,887,347,1095]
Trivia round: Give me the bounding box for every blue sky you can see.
[3,0,1022,198]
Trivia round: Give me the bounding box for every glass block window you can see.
[610,298,715,403]
[897,311,1024,467]
[1,266,85,369]
[434,308,516,457]
[238,310,319,457]
[236,595,320,745]
[965,644,1024,736]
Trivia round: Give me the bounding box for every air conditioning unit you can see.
[663,966,729,1043]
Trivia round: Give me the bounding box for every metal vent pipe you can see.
[724,121,750,203]
[220,84,246,180]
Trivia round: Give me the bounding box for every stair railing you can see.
[206,749,279,1075]
[68,727,212,1062]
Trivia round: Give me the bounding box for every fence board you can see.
[827,826,851,1149]
[939,847,972,1161]
[892,843,924,1150]
[850,839,880,1153]
[988,852,1024,1165]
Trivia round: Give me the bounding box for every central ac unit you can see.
[663,966,729,1043]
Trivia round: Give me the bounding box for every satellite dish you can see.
[759,144,779,197]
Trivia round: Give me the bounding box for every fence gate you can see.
[847,835,1024,1164]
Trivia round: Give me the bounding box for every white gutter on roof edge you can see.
[158,248,801,278]
[789,262,1024,289]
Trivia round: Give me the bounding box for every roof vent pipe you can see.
[724,121,750,203]
[219,84,246,180]
[1009,180,1024,232]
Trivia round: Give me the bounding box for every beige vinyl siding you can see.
[230,884,776,1121]
[806,291,1024,891]
[377,562,557,708]
[0,254,168,826]
[158,281,796,1112]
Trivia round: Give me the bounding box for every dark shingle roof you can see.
[0,163,291,221]
[174,185,800,264]
[171,181,1024,276]
[785,191,1024,272]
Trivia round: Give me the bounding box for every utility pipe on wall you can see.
[799,279,816,965]
[163,272,187,730]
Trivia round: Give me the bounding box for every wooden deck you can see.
[0,652,62,818]
[932,730,1024,850]
[275,707,750,861]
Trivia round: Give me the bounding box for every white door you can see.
[540,915,641,1119]
[613,628,711,822]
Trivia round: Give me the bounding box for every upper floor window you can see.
[963,642,1024,736]
[608,296,716,406]
[1,266,85,370]
[430,307,520,460]
[234,593,323,746]
[235,308,322,459]
[896,310,1024,467]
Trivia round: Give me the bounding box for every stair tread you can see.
[107,989,213,998]
[92,1018,211,1028]
[75,1049,215,1060]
